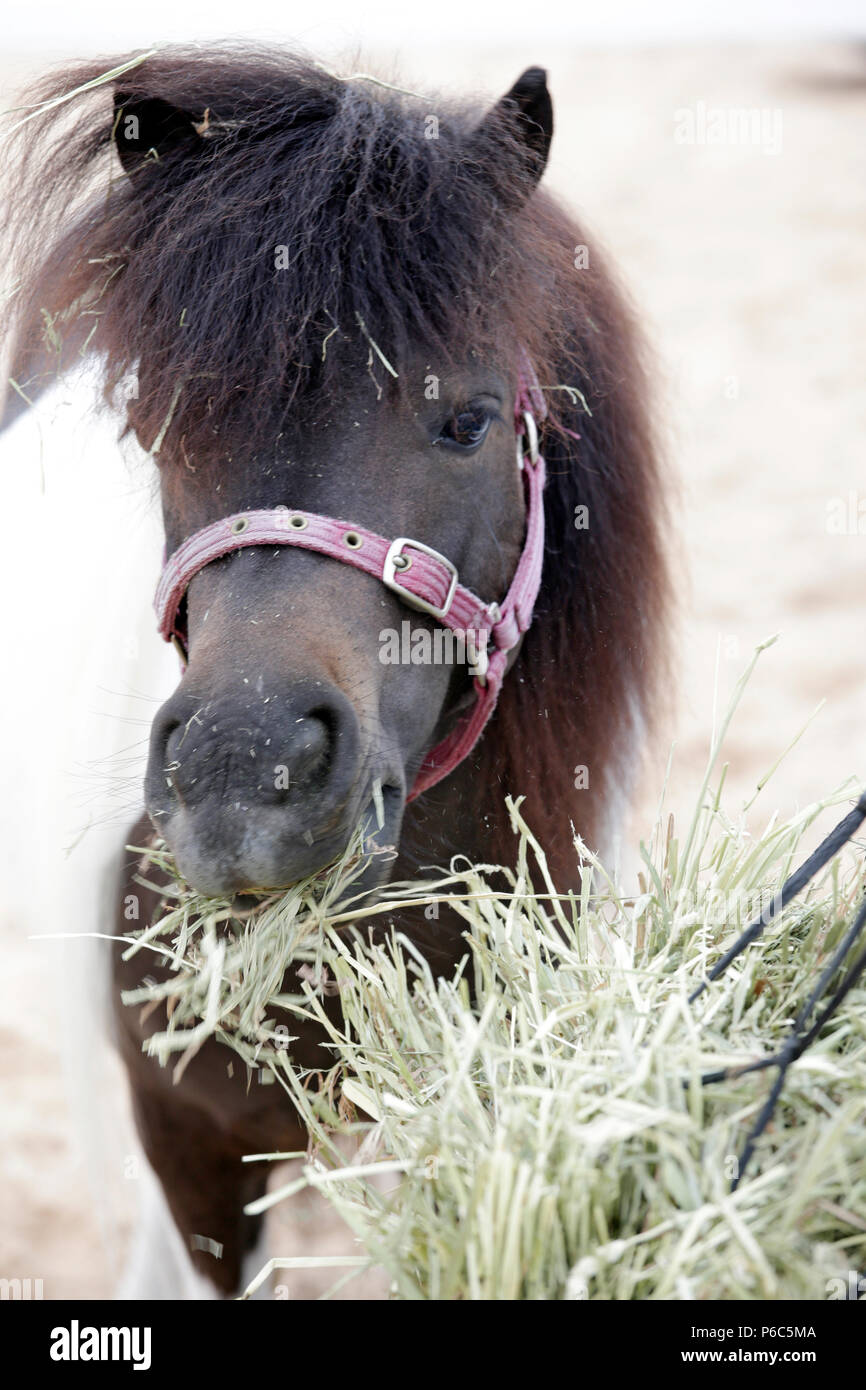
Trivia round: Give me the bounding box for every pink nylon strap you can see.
[154,357,548,800]
[155,512,499,647]
[409,448,545,797]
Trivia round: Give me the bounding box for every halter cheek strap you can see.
[154,358,547,801]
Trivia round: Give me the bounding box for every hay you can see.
[246,788,866,1301]
[120,822,388,1081]
[124,645,866,1299]
[2,51,157,134]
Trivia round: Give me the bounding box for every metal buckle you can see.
[516,410,540,470]
[383,537,459,621]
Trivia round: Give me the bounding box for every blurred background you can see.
[1,0,864,1298]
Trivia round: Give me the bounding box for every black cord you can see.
[688,790,866,1190]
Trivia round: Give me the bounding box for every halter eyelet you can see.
[343,531,363,550]
[230,517,249,535]
[288,515,308,530]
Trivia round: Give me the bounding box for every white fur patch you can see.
[116,1161,223,1301]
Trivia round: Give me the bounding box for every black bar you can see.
[2,1295,861,1374]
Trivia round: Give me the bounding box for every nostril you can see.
[160,721,188,801]
[308,704,339,746]
[163,721,182,763]
[145,708,187,819]
[274,713,331,792]
[147,683,361,820]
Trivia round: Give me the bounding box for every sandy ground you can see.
[1,40,864,1300]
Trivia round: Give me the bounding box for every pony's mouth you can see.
[162,785,404,901]
[229,891,284,916]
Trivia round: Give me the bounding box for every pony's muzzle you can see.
[144,680,383,894]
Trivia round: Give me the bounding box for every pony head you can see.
[4,50,668,894]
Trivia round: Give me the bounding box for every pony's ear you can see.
[472,67,553,202]
[113,91,204,174]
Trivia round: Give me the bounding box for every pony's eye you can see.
[436,404,493,452]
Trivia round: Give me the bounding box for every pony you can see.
[2,47,669,1297]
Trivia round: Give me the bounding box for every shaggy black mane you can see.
[5,48,571,460]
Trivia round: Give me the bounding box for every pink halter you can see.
[154,357,547,801]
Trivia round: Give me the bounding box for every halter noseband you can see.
[154,358,547,802]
